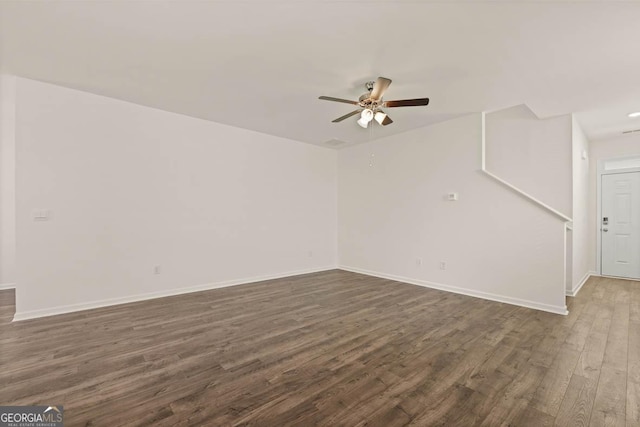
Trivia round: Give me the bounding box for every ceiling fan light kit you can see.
[374,111,387,125]
[319,77,430,128]
[357,109,374,128]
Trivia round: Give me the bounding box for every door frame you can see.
[596,156,640,277]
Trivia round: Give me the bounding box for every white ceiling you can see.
[1,1,639,147]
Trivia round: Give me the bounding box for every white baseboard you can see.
[598,273,640,283]
[339,265,568,315]
[566,271,596,297]
[12,265,338,322]
[0,283,16,290]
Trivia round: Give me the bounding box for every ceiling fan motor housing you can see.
[359,81,380,109]
[359,98,378,110]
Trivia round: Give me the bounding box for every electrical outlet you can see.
[439,262,446,270]
[154,265,161,275]
[416,258,423,267]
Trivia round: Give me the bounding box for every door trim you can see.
[596,157,640,276]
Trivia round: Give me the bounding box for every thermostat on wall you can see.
[447,193,458,201]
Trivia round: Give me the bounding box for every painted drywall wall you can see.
[0,75,17,287]
[571,117,592,292]
[589,133,640,168]
[589,132,640,275]
[485,105,573,218]
[14,77,337,319]
[338,114,567,314]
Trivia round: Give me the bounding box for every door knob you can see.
[603,228,608,232]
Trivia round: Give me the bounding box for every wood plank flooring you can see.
[0,288,15,325]
[0,270,638,426]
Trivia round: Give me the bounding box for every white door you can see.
[601,172,640,279]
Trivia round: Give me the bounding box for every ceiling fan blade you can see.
[383,98,430,108]
[369,77,392,101]
[319,96,359,105]
[377,110,393,126]
[332,109,362,123]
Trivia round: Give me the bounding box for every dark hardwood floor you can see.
[0,270,637,426]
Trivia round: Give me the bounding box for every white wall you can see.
[485,105,573,218]
[571,117,592,292]
[590,134,640,163]
[7,78,576,319]
[338,114,567,314]
[0,75,17,287]
[13,77,337,319]
[589,132,640,275]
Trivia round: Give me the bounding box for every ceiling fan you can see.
[319,77,429,128]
